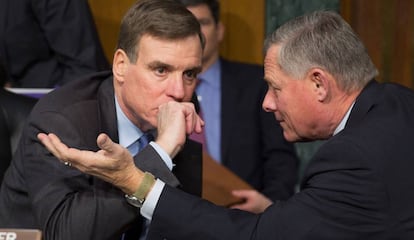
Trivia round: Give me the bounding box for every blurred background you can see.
[88,0,414,88]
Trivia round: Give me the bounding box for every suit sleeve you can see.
[150,138,388,239]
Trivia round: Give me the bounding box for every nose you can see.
[262,89,276,112]
[166,75,185,101]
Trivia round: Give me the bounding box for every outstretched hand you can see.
[37,132,143,194]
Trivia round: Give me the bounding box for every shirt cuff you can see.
[140,179,165,220]
[149,142,175,170]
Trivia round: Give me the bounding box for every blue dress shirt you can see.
[196,60,222,162]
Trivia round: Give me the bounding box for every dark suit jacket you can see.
[0,71,202,240]
[218,59,298,200]
[150,80,414,239]
[0,89,37,184]
[0,0,109,87]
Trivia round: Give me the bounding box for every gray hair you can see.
[264,11,378,93]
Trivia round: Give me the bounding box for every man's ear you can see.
[112,49,129,82]
[308,68,330,102]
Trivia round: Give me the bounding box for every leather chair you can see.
[0,88,37,184]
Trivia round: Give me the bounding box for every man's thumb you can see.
[97,133,115,152]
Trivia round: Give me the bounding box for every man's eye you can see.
[155,67,166,75]
[183,71,197,84]
[184,71,197,79]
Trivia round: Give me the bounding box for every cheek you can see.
[278,96,303,125]
[288,96,308,120]
[203,29,219,50]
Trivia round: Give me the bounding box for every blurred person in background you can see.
[0,0,109,88]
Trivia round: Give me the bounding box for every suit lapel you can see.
[97,76,119,142]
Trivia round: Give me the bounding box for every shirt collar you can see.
[333,101,355,135]
[198,59,221,89]
[115,96,144,147]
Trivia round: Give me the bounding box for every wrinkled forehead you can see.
[264,45,281,73]
[264,45,279,64]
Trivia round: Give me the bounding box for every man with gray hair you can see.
[38,10,414,239]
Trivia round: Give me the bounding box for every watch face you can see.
[125,194,144,208]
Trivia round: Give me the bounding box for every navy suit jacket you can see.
[150,80,414,239]
[218,59,298,200]
[0,71,202,240]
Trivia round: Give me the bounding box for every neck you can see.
[327,90,360,137]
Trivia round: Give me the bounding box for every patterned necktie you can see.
[138,133,153,152]
[127,133,153,157]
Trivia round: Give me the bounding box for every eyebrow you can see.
[147,61,172,70]
[190,66,203,75]
[147,61,202,74]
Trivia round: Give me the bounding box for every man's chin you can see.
[282,132,299,142]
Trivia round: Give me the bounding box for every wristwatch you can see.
[125,172,156,208]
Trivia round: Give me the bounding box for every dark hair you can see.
[117,0,205,62]
[177,0,220,24]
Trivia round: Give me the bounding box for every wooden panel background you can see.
[219,0,265,65]
[341,0,414,88]
[88,0,136,64]
[88,0,265,66]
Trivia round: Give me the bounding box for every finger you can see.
[48,133,78,162]
[96,133,114,152]
[232,189,252,198]
[37,133,64,160]
[97,133,126,157]
[194,114,205,133]
[182,103,204,134]
[37,133,52,149]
